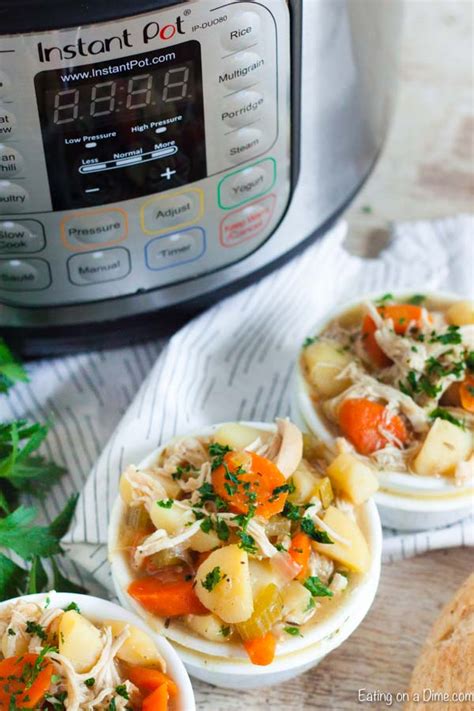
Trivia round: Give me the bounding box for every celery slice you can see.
[235,583,283,641]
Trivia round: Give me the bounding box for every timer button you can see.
[219,52,265,91]
[0,181,28,214]
[145,227,206,271]
[221,12,261,51]
[0,108,16,138]
[0,145,24,178]
[218,158,276,209]
[67,247,131,285]
[0,71,11,99]
[61,208,128,250]
[0,219,45,254]
[221,90,264,128]
[224,127,264,164]
[0,258,51,291]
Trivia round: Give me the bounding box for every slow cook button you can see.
[0,145,23,177]
[145,227,206,271]
[0,219,45,253]
[219,194,276,248]
[67,247,131,285]
[218,51,265,91]
[218,158,276,209]
[225,127,264,164]
[61,208,127,248]
[221,12,261,51]
[0,181,28,213]
[0,258,51,291]
[221,90,264,128]
[0,108,16,138]
[141,189,203,235]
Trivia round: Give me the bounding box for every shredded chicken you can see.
[329,572,349,594]
[309,552,334,584]
[122,465,168,507]
[134,519,202,566]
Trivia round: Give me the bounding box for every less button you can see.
[67,247,131,285]
[218,158,276,208]
[0,258,51,291]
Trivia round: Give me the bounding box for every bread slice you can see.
[405,572,474,711]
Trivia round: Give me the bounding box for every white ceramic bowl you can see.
[108,421,382,689]
[292,291,474,531]
[0,591,195,710]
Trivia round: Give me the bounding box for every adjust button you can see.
[0,71,11,98]
[0,181,28,213]
[145,227,206,271]
[0,108,16,138]
[0,145,24,178]
[67,247,131,285]
[0,258,51,291]
[0,219,45,254]
[61,208,127,249]
[141,188,203,235]
[218,158,276,209]
[221,12,261,51]
[221,90,264,128]
[218,51,265,91]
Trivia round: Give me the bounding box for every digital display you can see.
[35,42,206,210]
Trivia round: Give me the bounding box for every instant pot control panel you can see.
[0,0,291,306]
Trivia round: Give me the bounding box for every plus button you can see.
[160,167,176,180]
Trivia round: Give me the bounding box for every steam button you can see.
[225,127,264,164]
[0,181,28,213]
[0,108,16,138]
[0,71,11,98]
[0,258,51,291]
[221,12,261,51]
[0,146,24,177]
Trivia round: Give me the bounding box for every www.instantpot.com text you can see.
[59,53,176,83]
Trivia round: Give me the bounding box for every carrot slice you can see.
[128,576,208,617]
[460,374,474,413]
[0,653,54,708]
[243,632,277,666]
[288,532,311,580]
[339,398,408,455]
[362,304,426,368]
[126,665,178,696]
[212,451,287,519]
[143,683,169,711]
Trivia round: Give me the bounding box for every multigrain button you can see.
[225,127,264,164]
[141,188,203,235]
[0,258,51,291]
[0,108,16,138]
[61,208,127,249]
[221,90,264,128]
[221,12,261,51]
[145,227,206,271]
[218,52,265,91]
[0,219,45,253]
[218,158,276,208]
[0,71,11,98]
[0,181,28,213]
[67,247,131,285]
[0,145,24,177]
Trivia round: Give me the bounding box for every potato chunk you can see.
[195,545,253,623]
[312,506,370,573]
[282,581,314,624]
[149,501,194,534]
[303,340,352,398]
[189,527,220,552]
[446,300,474,326]
[58,610,103,673]
[413,418,472,476]
[186,613,229,642]
[288,460,319,504]
[213,423,263,450]
[249,559,285,597]
[105,619,162,666]
[327,453,379,505]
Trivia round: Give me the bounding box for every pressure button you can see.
[61,209,127,249]
[221,12,261,51]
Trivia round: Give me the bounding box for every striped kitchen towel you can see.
[1,214,472,593]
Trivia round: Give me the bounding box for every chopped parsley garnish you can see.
[401,370,441,399]
[208,442,232,470]
[84,677,95,688]
[284,626,302,637]
[200,517,213,534]
[269,481,295,502]
[157,499,173,509]
[300,517,333,544]
[237,530,258,554]
[7,627,15,636]
[408,294,426,305]
[64,601,80,613]
[172,464,195,481]
[282,501,301,521]
[115,684,129,699]
[303,336,318,348]
[304,576,334,597]
[375,293,394,305]
[220,626,231,637]
[215,517,230,542]
[202,566,223,592]
[466,351,474,371]
[429,325,462,345]
[109,700,117,711]
[429,408,465,429]
[25,620,47,640]
[196,482,228,511]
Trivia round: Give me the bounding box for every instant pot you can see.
[0,0,402,354]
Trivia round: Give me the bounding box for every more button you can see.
[141,188,203,235]
[67,247,131,285]
[61,208,127,250]
[145,227,206,271]
[218,158,276,209]
[0,258,51,291]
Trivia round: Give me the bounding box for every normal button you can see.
[145,227,206,271]
[67,247,131,285]
[141,188,203,235]
[0,219,45,253]
[0,258,51,291]
[0,181,28,213]
[221,12,261,51]
[61,208,127,249]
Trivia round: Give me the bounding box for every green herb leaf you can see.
[0,553,27,601]
[26,620,47,640]
[375,293,394,305]
[300,517,333,544]
[0,340,28,394]
[115,684,129,699]
[215,517,230,542]
[302,336,317,348]
[282,501,301,522]
[64,601,81,613]
[51,558,87,594]
[208,442,232,470]
[284,626,302,637]
[26,556,48,595]
[48,494,79,541]
[407,294,426,305]
[466,351,474,372]
[202,566,223,592]
[304,576,333,597]
[84,677,95,688]
[200,517,214,534]
[0,506,61,559]
[429,408,465,429]
[220,626,231,637]
[429,325,462,345]
[237,530,258,554]
[157,499,173,509]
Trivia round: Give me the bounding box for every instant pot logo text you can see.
[37,17,185,63]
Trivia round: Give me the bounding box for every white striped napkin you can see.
[1,214,472,593]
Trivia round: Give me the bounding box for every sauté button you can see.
[221,12,261,51]
[221,90,264,128]
[225,127,264,164]
[0,181,28,213]
[67,247,131,285]
[145,227,206,271]
[0,219,45,253]
[0,145,24,177]
[0,258,51,291]
[0,108,16,138]
[141,189,203,235]
[61,209,127,249]
[218,158,276,209]
[0,71,11,99]
[218,51,265,91]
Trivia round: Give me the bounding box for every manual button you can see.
[61,208,127,249]
[218,158,276,209]
[0,181,28,213]
[67,247,131,285]
[141,188,203,235]
[0,258,51,291]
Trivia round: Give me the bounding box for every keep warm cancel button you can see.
[220,194,276,248]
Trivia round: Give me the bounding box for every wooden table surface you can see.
[195,2,474,708]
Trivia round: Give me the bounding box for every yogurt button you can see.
[221,90,264,128]
[0,108,16,138]
[0,220,45,253]
[0,71,11,98]
[225,127,264,164]
[0,145,24,178]
[221,12,261,51]
[219,160,276,208]
[218,52,265,91]
[0,258,51,291]
[0,181,28,213]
